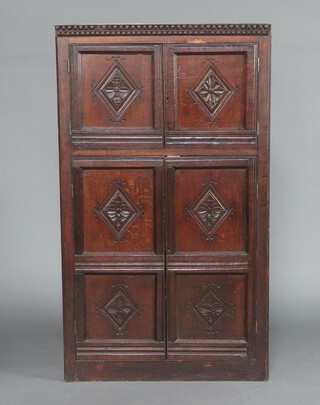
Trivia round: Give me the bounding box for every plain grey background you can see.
[1,0,320,404]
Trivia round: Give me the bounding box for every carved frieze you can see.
[56,24,271,36]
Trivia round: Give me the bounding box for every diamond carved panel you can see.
[94,60,141,118]
[94,182,142,241]
[194,287,228,328]
[98,287,141,333]
[191,63,234,121]
[186,184,232,240]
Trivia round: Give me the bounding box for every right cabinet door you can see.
[166,157,256,360]
[165,43,258,148]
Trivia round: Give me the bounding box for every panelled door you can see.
[166,157,256,359]
[73,157,165,360]
[164,43,258,147]
[56,26,270,381]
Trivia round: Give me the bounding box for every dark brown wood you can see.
[56,24,270,381]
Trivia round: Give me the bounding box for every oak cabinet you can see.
[55,23,271,381]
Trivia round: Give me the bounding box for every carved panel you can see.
[165,44,258,146]
[93,60,142,119]
[83,273,162,343]
[169,274,246,343]
[81,166,157,253]
[94,180,143,242]
[70,45,163,148]
[172,162,251,253]
[186,183,232,240]
[98,287,141,334]
[191,63,234,121]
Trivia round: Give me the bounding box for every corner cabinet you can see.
[55,24,271,381]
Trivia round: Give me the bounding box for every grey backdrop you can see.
[1,0,320,404]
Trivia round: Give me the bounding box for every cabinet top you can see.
[55,23,271,37]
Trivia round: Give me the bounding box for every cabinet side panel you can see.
[56,36,76,381]
[254,35,271,380]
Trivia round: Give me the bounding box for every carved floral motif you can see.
[98,287,141,333]
[93,60,141,118]
[186,184,232,240]
[195,287,228,327]
[191,64,234,121]
[193,285,235,335]
[94,181,143,241]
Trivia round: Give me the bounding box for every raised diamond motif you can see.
[194,287,228,327]
[187,185,232,239]
[99,288,140,332]
[94,60,141,118]
[94,183,141,240]
[191,63,234,121]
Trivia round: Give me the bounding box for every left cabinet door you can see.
[73,157,165,360]
[70,44,163,149]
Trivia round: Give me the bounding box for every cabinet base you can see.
[65,358,268,381]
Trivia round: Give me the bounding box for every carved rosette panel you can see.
[94,182,143,241]
[186,184,232,240]
[98,287,141,333]
[94,60,141,118]
[191,63,234,121]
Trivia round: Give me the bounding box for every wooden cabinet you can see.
[55,23,271,381]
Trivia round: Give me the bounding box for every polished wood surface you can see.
[56,24,271,381]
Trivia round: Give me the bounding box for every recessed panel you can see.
[84,274,157,340]
[76,273,165,360]
[70,45,162,148]
[174,274,246,340]
[80,168,155,253]
[165,44,257,146]
[167,273,247,360]
[174,167,247,253]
